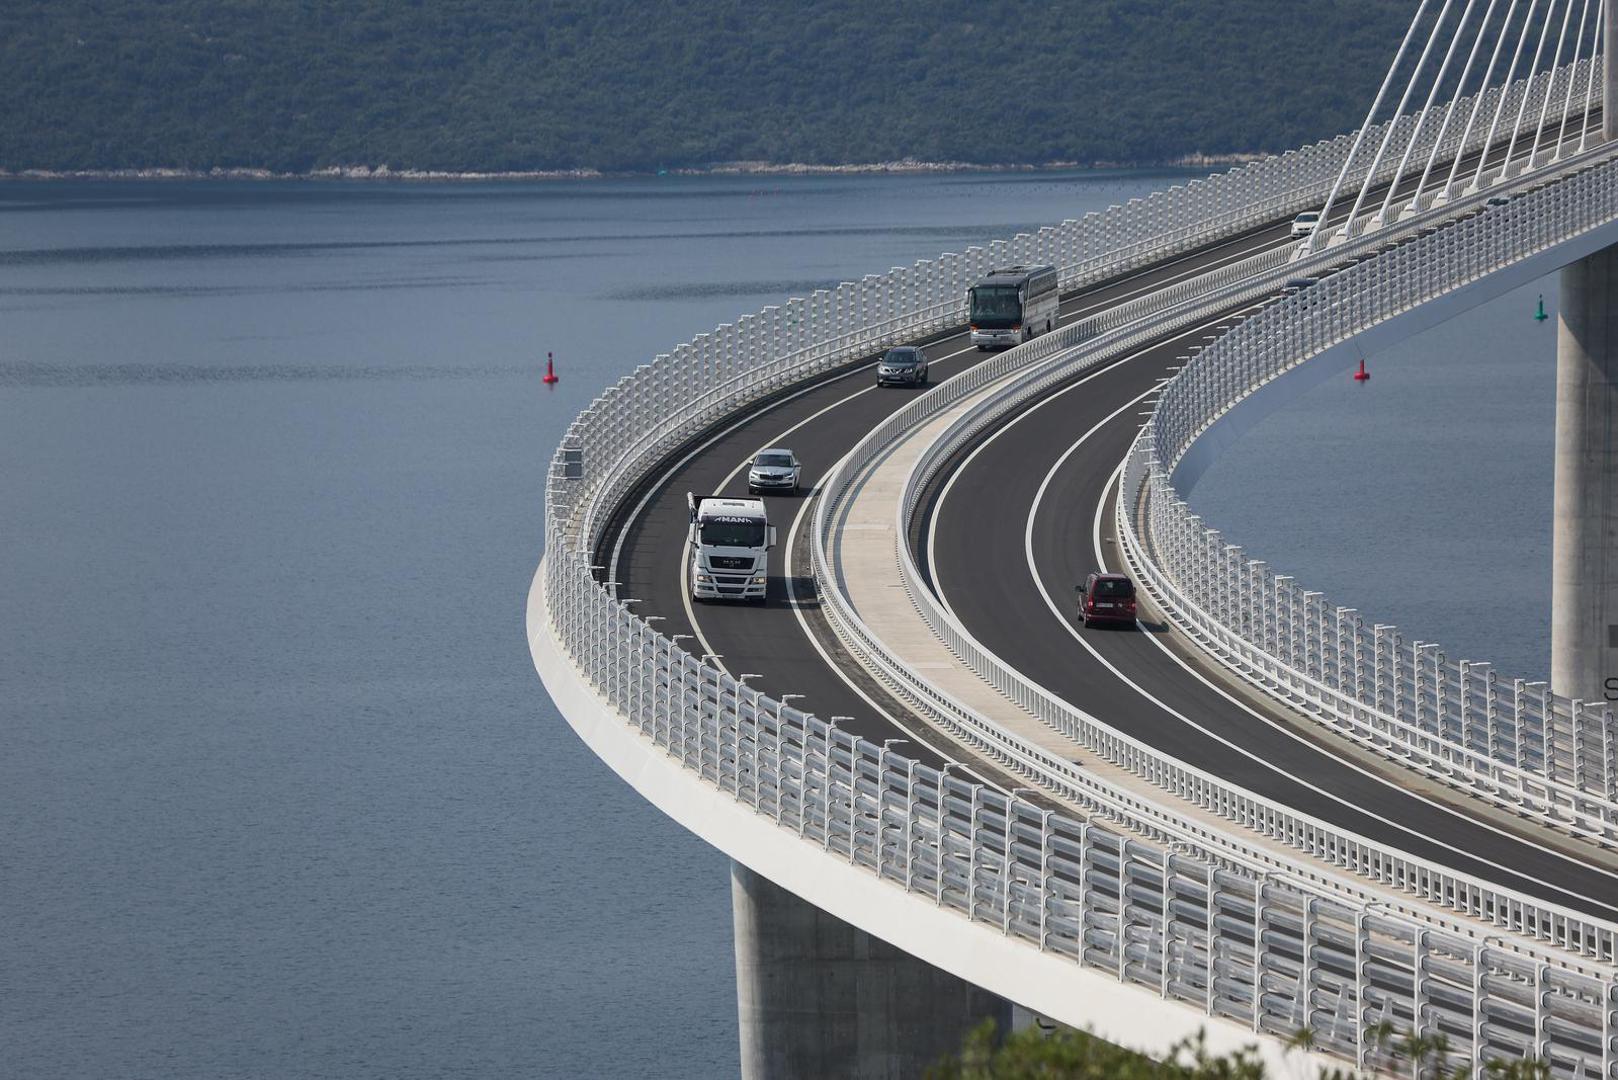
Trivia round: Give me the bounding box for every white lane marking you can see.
[926,312,1244,623]
[772,209,1367,729]
[922,159,1618,899]
[672,265,1269,677]
[612,349,880,597]
[605,135,1590,807]
[782,449,1001,789]
[992,430,1618,910]
[620,142,1578,673]
[1087,465,1618,897]
[1090,462,1116,576]
[618,207,1294,581]
[616,213,1292,592]
[611,128,1538,590]
[680,342,982,671]
[675,334,1000,784]
[633,203,1355,766]
[715,342,980,493]
[680,382,887,676]
[680,580,730,676]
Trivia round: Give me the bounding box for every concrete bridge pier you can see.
[1551,8,1618,704]
[1552,247,1618,702]
[731,861,1011,1079]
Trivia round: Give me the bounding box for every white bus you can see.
[968,264,1059,349]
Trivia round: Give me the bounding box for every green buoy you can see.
[1535,294,1548,322]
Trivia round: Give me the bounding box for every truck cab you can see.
[688,494,775,603]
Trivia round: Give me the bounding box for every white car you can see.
[1290,210,1322,238]
[747,448,801,494]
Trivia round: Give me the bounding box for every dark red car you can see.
[1075,572,1137,626]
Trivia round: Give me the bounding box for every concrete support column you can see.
[731,860,1011,1079]
[1552,246,1618,702]
[1551,15,1618,701]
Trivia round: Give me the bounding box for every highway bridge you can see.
[530,9,1618,1077]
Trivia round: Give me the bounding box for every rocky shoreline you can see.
[0,154,1266,183]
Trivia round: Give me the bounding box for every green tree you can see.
[927,1021,1266,1080]
[0,0,1427,173]
[927,1019,1554,1080]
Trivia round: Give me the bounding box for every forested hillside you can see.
[3,0,1414,173]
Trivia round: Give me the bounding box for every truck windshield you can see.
[1094,578,1135,598]
[970,286,1022,327]
[700,519,766,547]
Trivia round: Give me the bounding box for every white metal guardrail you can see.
[559,68,1577,560]
[1121,142,1618,853]
[811,120,1618,953]
[542,560,1616,1076]
[540,63,1615,1078]
[542,559,1616,1075]
[837,129,1618,911]
[828,142,1618,930]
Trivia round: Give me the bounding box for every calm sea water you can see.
[2,174,1564,1079]
[0,170,1228,1080]
[1188,277,1559,681]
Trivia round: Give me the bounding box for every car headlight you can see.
[695,574,712,583]
[751,576,767,585]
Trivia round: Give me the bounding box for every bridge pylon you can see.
[1551,3,1618,703]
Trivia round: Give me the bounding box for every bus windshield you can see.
[700,519,766,547]
[970,286,1022,327]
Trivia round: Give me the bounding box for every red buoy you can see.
[1353,358,1370,382]
[543,351,559,385]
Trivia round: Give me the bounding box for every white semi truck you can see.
[687,493,775,603]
